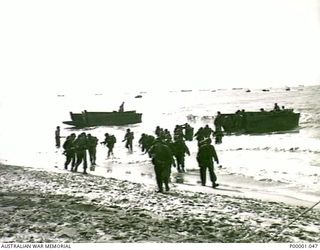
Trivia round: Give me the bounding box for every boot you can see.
[212,183,219,188]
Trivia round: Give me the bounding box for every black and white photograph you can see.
[0,0,319,247]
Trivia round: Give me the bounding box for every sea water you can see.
[0,85,319,206]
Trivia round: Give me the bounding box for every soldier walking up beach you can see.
[202,124,214,138]
[149,138,174,193]
[172,137,190,172]
[194,127,205,146]
[173,125,184,141]
[183,123,194,141]
[196,138,219,188]
[63,133,76,170]
[72,132,88,174]
[87,134,98,166]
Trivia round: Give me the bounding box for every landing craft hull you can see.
[218,109,300,134]
[63,110,142,127]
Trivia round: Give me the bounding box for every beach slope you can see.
[0,164,319,243]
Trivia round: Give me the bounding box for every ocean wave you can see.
[222,147,320,154]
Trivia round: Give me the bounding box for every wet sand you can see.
[0,164,319,243]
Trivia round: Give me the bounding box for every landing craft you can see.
[63,110,142,128]
[215,109,300,134]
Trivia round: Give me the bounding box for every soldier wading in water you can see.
[101,133,117,158]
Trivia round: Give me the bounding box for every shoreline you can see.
[7,156,320,209]
[0,164,319,243]
[54,155,320,210]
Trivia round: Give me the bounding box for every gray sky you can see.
[1,0,320,94]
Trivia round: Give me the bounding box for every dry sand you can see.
[0,164,319,243]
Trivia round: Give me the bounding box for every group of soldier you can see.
[144,124,220,192]
[62,132,99,174]
[60,122,222,193]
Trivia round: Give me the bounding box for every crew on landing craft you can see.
[119,102,125,112]
[274,103,280,111]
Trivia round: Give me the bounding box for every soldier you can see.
[214,111,223,131]
[149,138,174,193]
[196,138,220,188]
[213,129,224,144]
[145,134,156,155]
[172,137,190,172]
[203,124,214,138]
[183,123,194,141]
[274,103,280,111]
[155,126,162,137]
[119,102,125,112]
[55,126,61,148]
[72,132,88,174]
[194,127,205,146]
[138,133,148,152]
[62,133,76,170]
[173,125,184,140]
[87,134,98,166]
[163,129,172,142]
[102,133,117,158]
[123,128,134,152]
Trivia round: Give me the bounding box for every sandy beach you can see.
[0,164,319,243]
